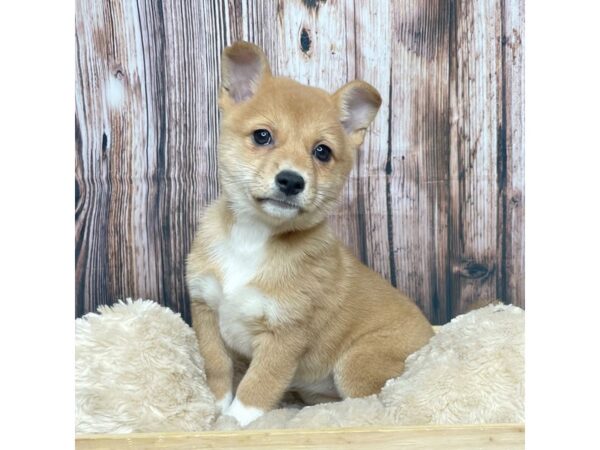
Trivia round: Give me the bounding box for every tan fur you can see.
[186,42,433,423]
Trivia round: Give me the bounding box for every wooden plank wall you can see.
[75,0,524,325]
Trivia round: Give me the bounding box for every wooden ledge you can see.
[76,422,524,450]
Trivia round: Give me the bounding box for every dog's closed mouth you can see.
[256,197,301,210]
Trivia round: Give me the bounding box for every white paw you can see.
[215,391,233,414]
[223,397,264,427]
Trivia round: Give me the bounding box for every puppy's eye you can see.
[252,129,272,146]
[313,144,332,163]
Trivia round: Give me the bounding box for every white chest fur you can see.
[189,219,284,357]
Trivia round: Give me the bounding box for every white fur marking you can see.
[187,274,223,309]
[215,391,233,414]
[218,286,287,356]
[206,219,289,357]
[216,219,270,296]
[224,397,264,427]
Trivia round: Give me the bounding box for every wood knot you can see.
[302,0,326,10]
[455,260,492,280]
[101,132,108,155]
[300,28,312,54]
[510,192,522,206]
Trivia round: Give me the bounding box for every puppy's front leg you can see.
[224,332,303,426]
[190,301,234,412]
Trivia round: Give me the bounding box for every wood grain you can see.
[75,423,525,450]
[501,0,525,306]
[389,0,451,322]
[447,0,525,314]
[75,0,525,324]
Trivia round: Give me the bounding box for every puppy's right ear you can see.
[219,42,271,108]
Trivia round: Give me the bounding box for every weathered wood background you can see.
[76,0,524,325]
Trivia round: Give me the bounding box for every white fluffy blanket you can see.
[75,300,524,433]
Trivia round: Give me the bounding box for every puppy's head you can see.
[217,41,381,230]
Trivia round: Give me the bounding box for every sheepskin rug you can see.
[75,300,216,433]
[75,300,524,433]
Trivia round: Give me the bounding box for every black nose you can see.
[275,170,305,196]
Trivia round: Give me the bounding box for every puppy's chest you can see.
[192,222,284,357]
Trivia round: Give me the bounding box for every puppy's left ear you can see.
[219,41,272,108]
[334,80,382,145]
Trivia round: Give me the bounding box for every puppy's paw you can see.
[223,397,264,427]
[215,391,233,414]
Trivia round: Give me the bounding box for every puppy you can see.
[186,41,434,426]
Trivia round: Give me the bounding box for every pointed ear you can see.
[334,80,382,143]
[220,41,271,106]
